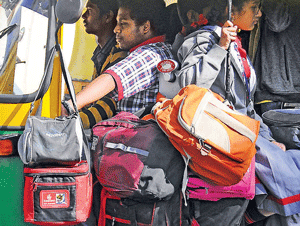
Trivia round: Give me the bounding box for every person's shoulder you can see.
[184,25,221,42]
[141,41,172,53]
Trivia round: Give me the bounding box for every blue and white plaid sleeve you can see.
[105,46,163,101]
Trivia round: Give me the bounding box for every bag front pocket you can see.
[97,141,148,198]
[33,176,77,222]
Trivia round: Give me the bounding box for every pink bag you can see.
[187,157,255,201]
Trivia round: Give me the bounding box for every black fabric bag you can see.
[92,111,185,202]
[188,198,249,226]
[262,109,300,149]
[98,188,184,226]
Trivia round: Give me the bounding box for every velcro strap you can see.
[105,142,149,157]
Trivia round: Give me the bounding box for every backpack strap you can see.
[181,29,220,63]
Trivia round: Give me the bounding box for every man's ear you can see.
[142,20,151,34]
[186,9,199,23]
[105,10,115,23]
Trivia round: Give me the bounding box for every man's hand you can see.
[61,103,69,116]
[61,100,75,116]
[272,140,286,151]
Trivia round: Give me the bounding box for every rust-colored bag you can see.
[152,85,260,186]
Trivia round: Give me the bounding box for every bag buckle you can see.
[199,139,212,156]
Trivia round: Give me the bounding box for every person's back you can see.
[251,0,300,114]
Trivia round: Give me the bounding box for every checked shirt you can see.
[105,38,173,113]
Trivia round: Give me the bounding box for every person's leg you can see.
[262,214,300,226]
[255,136,300,216]
[244,199,268,225]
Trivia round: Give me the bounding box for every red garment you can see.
[234,36,251,78]
[129,35,166,53]
[181,14,208,36]
[191,14,208,28]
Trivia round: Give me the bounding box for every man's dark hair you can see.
[166,3,183,44]
[117,0,168,36]
[89,0,119,16]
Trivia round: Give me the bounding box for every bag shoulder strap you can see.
[29,22,79,116]
[55,22,78,113]
[29,47,56,115]
[182,28,232,102]
[182,29,220,63]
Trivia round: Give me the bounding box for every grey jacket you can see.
[176,25,274,141]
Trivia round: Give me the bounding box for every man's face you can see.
[114,7,146,50]
[82,1,105,35]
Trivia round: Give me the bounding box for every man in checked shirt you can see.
[62,0,174,115]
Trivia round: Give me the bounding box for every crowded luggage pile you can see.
[16,0,300,225]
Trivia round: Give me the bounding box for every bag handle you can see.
[29,22,79,116]
[29,46,57,115]
[55,22,91,169]
[55,21,79,114]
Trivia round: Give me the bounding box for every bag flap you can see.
[178,89,257,153]
[93,111,140,129]
[178,91,231,153]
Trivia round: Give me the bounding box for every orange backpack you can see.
[152,85,260,186]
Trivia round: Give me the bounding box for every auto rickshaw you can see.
[0,0,96,224]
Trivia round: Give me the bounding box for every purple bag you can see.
[187,157,255,201]
[92,111,185,202]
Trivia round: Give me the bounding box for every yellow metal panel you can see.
[41,52,62,119]
[0,33,62,128]
[68,18,97,82]
[0,103,30,127]
[0,42,17,94]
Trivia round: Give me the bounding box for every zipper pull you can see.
[112,217,115,226]
[33,175,39,192]
[205,187,209,195]
[198,139,212,156]
[33,175,40,183]
[33,183,38,192]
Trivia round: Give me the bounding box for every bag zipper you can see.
[106,215,131,225]
[25,171,88,177]
[94,118,152,128]
[24,161,89,176]
[33,180,76,192]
